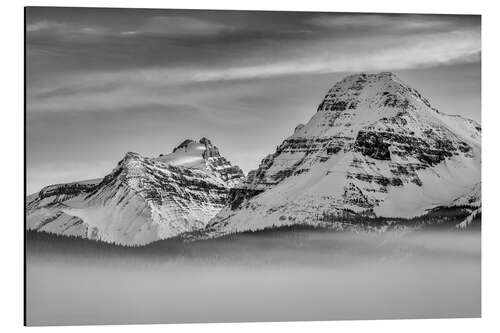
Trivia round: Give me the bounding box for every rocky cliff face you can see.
[205,72,481,237]
[26,138,244,245]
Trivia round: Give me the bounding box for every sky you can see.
[25,7,481,194]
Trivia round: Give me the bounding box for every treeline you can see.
[319,205,480,231]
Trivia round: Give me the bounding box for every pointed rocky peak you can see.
[122,151,142,160]
[199,137,212,146]
[153,138,243,186]
[97,151,150,190]
[115,152,144,170]
[241,71,481,203]
[199,138,221,159]
[317,71,433,113]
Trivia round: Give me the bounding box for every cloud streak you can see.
[132,15,230,36]
[27,25,480,113]
[28,15,233,38]
[306,14,458,31]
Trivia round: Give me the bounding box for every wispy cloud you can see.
[129,15,230,36]
[28,20,108,34]
[27,24,480,113]
[28,15,234,40]
[306,14,457,31]
[26,20,111,44]
[26,20,64,32]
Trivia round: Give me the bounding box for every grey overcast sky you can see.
[26,7,481,194]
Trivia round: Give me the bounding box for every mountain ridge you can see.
[26,72,481,245]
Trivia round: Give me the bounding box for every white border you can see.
[2,1,499,332]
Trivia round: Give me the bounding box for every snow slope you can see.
[205,72,481,237]
[26,138,244,245]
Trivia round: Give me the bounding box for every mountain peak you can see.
[343,71,397,82]
[317,71,433,115]
[156,138,243,186]
[199,137,213,146]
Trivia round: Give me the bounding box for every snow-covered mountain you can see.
[26,72,481,245]
[204,72,481,237]
[26,138,244,245]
